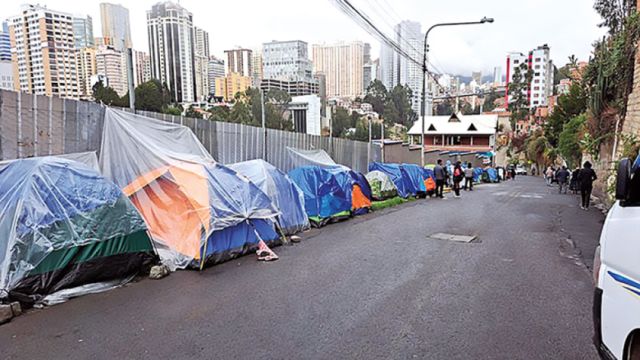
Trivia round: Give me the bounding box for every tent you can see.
[402,163,427,196]
[287,147,371,216]
[366,171,397,200]
[368,162,416,198]
[422,168,436,195]
[100,108,279,270]
[288,166,352,227]
[483,167,499,183]
[230,159,309,235]
[473,168,484,183]
[326,167,372,215]
[0,156,155,303]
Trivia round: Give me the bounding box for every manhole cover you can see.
[429,233,477,243]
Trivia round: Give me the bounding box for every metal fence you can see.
[0,90,380,173]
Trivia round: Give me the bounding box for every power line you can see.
[330,0,445,92]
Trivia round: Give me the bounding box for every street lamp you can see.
[420,17,494,167]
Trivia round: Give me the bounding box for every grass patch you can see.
[371,196,408,211]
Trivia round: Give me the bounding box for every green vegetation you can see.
[371,197,406,211]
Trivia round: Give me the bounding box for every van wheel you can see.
[626,331,640,360]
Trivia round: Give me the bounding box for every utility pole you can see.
[261,89,266,161]
[367,116,372,165]
[381,121,385,163]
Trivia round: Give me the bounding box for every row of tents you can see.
[0,108,501,306]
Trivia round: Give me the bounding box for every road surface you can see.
[0,176,603,359]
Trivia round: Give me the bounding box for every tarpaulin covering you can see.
[100,108,279,270]
[485,168,499,183]
[473,168,484,183]
[366,170,397,200]
[326,167,372,215]
[230,159,309,235]
[288,166,351,226]
[368,162,415,198]
[401,164,427,194]
[0,156,154,302]
[286,147,337,168]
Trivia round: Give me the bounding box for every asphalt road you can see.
[0,176,604,359]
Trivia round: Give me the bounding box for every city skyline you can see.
[3,0,604,75]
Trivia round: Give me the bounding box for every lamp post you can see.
[420,16,494,167]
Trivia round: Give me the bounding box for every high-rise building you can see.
[8,4,79,98]
[251,50,263,88]
[379,21,423,114]
[100,3,132,51]
[96,45,127,96]
[263,40,314,82]
[363,43,373,91]
[193,27,210,102]
[208,56,225,96]
[0,60,14,90]
[312,41,364,98]
[224,48,252,77]
[493,66,502,85]
[505,44,554,108]
[77,47,97,99]
[147,1,196,103]
[132,50,151,87]
[0,22,10,61]
[215,72,251,101]
[73,15,94,49]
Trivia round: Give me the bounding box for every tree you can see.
[331,107,353,137]
[351,118,383,142]
[544,82,587,147]
[558,114,587,168]
[363,80,388,115]
[208,105,230,121]
[163,106,182,116]
[93,81,122,106]
[482,90,500,112]
[460,102,480,115]
[594,0,636,34]
[435,99,454,115]
[185,105,203,119]
[134,79,171,112]
[387,84,417,127]
[508,63,533,128]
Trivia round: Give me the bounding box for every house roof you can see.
[407,113,498,136]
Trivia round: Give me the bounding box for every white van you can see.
[594,158,640,359]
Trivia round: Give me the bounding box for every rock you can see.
[290,235,302,243]
[0,304,13,325]
[149,264,170,280]
[10,302,21,316]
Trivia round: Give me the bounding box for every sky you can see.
[3,0,606,76]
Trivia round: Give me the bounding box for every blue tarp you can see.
[369,162,415,198]
[230,159,309,235]
[473,168,484,183]
[423,168,435,181]
[401,164,427,193]
[326,167,372,215]
[485,168,499,182]
[288,166,351,221]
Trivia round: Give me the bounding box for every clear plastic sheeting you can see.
[287,147,340,169]
[366,170,397,200]
[0,155,152,301]
[99,108,279,270]
[39,274,135,306]
[56,152,100,171]
[230,159,309,235]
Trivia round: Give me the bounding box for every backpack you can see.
[454,168,462,177]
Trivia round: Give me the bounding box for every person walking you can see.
[545,166,554,186]
[556,166,570,194]
[570,167,581,194]
[511,166,517,181]
[452,161,464,198]
[578,161,597,210]
[464,162,474,191]
[434,159,446,198]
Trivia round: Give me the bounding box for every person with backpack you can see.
[578,161,597,210]
[434,159,446,198]
[452,161,464,198]
[463,162,474,191]
[556,166,570,194]
[570,167,581,194]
